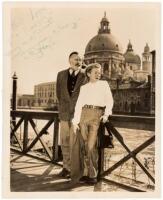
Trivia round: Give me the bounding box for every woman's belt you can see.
[83,105,105,110]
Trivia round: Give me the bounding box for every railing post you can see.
[98,148,104,179]
[23,118,28,152]
[97,123,105,180]
[52,116,59,162]
[12,72,17,127]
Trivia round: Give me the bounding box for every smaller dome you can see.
[124,52,141,64]
[144,43,150,53]
[124,41,141,64]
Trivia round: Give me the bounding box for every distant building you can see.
[142,43,152,74]
[17,94,35,108]
[84,12,155,115]
[15,82,58,109]
[111,78,152,115]
[133,70,148,82]
[84,12,125,80]
[124,41,141,71]
[34,82,57,108]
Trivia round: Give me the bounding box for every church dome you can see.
[124,52,141,64]
[124,41,141,64]
[85,12,123,55]
[85,33,123,53]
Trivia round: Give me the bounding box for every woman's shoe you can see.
[86,177,97,184]
[79,176,89,183]
[57,168,70,178]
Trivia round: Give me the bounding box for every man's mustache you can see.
[75,63,81,66]
[75,63,87,69]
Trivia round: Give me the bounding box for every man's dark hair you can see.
[69,51,78,59]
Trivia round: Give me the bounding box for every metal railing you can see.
[10,110,60,163]
[98,121,155,191]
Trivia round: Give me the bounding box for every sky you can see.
[8,2,160,94]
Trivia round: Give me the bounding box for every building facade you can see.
[17,94,35,108]
[111,79,152,115]
[34,82,57,108]
[84,13,155,115]
[15,82,58,109]
[84,12,125,80]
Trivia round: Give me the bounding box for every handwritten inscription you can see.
[11,8,80,60]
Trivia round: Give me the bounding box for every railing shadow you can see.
[10,110,155,191]
[98,121,155,191]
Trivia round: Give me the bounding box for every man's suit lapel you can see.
[63,69,71,100]
[73,72,85,93]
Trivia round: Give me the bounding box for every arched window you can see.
[18,99,22,106]
[104,63,108,71]
[125,101,128,111]
[115,44,119,51]
[103,63,109,75]
[27,100,30,106]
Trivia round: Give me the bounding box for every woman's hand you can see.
[73,124,80,134]
[100,115,108,123]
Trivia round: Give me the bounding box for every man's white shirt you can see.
[72,80,113,125]
[69,68,80,76]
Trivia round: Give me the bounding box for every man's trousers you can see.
[60,120,72,171]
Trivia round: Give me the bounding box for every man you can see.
[56,52,86,178]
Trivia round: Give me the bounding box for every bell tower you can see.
[142,43,152,74]
[126,40,133,52]
[98,12,110,34]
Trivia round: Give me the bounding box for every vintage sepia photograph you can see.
[2,1,161,198]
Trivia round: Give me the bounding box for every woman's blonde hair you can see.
[86,63,101,78]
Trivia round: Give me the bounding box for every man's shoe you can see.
[57,168,70,178]
[86,177,97,184]
[79,176,89,183]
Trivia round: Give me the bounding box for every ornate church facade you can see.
[84,13,155,115]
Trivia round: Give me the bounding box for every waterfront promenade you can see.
[10,110,155,192]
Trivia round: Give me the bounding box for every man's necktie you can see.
[71,70,76,78]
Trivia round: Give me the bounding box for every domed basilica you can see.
[84,13,155,115]
[84,12,151,82]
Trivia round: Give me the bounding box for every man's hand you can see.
[100,115,109,123]
[73,124,80,134]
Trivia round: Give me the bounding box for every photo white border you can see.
[1,1,162,199]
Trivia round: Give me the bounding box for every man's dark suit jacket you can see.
[56,69,86,121]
